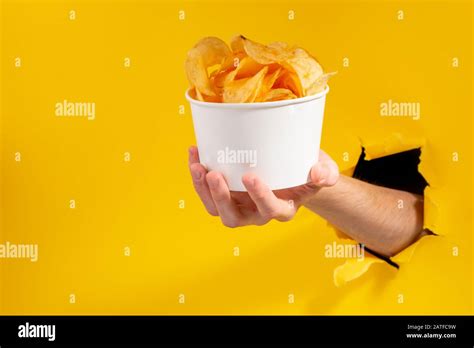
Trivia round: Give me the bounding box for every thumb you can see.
[310,160,339,187]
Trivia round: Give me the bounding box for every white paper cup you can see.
[186,86,329,191]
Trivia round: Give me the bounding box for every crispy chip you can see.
[262,88,297,102]
[267,41,291,51]
[185,37,232,96]
[215,56,266,93]
[230,35,245,54]
[191,86,222,102]
[194,88,205,101]
[229,56,265,80]
[211,69,233,89]
[247,68,268,103]
[255,68,282,101]
[264,68,282,89]
[241,36,291,65]
[282,47,323,94]
[202,94,222,102]
[220,52,245,72]
[306,72,336,95]
[223,66,268,103]
[274,70,304,97]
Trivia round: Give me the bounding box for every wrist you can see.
[303,174,345,213]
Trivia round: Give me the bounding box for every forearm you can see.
[303,175,425,257]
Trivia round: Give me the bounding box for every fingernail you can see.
[192,169,202,181]
[318,178,326,185]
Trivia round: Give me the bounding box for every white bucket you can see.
[186,86,329,191]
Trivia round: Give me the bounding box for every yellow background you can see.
[1,0,472,314]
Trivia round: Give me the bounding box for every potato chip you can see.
[262,88,297,102]
[214,56,266,93]
[219,51,245,72]
[188,87,197,100]
[282,47,323,94]
[185,37,232,96]
[230,35,245,54]
[211,69,232,89]
[203,94,222,102]
[255,68,282,101]
[241,36,291,65]
[230,56,265,80]
[191,86,222,102]
[264,68,282,89]
[223,66,268,103]
[274,70,304,97]
[263,63,283,75]
[306,72,337,95]
[194,87,204,101]
[267,41,291,51]
[247,68,268,103]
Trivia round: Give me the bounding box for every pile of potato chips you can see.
[185,35,334,103]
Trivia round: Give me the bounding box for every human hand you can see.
[188,146,339,227]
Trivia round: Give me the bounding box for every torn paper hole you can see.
[329,133,438,287]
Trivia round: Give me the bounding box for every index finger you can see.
[242,173,294,222]
[188,146,218,216]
